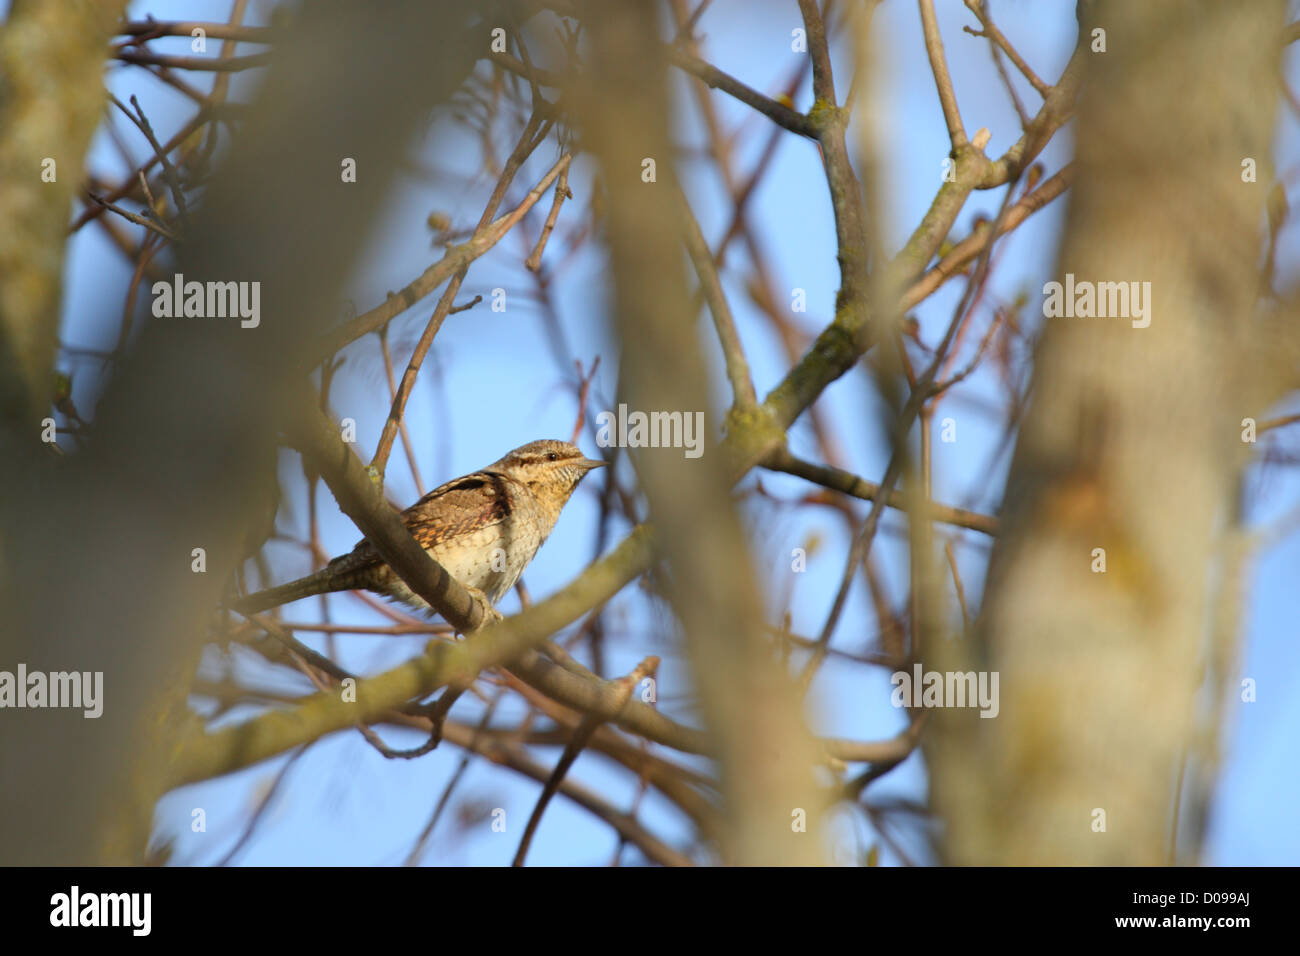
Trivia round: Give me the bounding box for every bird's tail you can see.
[232,565,355,616]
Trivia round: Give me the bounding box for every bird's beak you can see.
[581,458,606,472]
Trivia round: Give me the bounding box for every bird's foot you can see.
[465,586,504,630]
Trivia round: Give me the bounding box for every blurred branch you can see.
[0,0,129,441]
[928,0,1287,864]
[581,0,829,865]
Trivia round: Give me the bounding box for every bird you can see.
[232,439,604,623]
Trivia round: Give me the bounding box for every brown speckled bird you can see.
[233,440,604,619]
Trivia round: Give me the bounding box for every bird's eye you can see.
[547,452,558,461]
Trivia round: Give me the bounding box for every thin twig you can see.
[680,191,757,409]
[918,0,968,148]
[214,745,311,866]
[512,656,659,866]
[369,145,570,477]
[86,192,180,241]
[767,449,998,535]
[569,357,600,443]
[70,106,212,233]
[117,19,274,43]
[943,538,970,630]
[115,49,271,72]
[113,93,190,231]
[317,151,570,366]
[525,160,572,272]
[962,0,1050,97]
[666,45,818,139]
[902,164,1073,311]
[377,325,426,495]
[403,689,507,865]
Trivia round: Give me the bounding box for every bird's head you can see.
[489,439,605,500]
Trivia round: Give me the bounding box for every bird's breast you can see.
[426,512,546,604]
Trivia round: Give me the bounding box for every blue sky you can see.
[40,0,1300,864]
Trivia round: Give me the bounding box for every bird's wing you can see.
[401,471,514,546]
[331,471,515,570]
